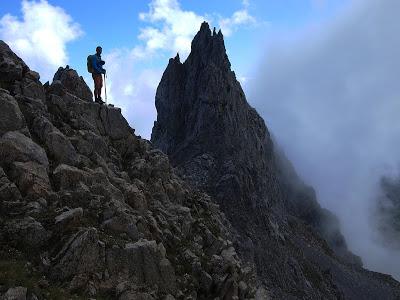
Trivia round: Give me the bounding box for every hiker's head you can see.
[96,46,102,55]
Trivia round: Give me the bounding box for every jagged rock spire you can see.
[188,21,230,71]
[151,22,400,299]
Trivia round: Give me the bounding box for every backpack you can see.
[87,55,94,73]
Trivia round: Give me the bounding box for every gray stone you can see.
[25,70,40,81]
[0,89,26,136]
[53,164,87,190]
[21,77,45,101]
[5,217,48,248]
[124,184,147,212]
[55,207,83,232]
[2,286,27,300]
[45,130,78,165]
[9,161,51,198]
[0,166,22,201]
[52,66,93,102]
[30,116,78,165]
[51,228,104,280]
[15,95,47,126]
[107,239,176,294]
[70,130,108,158]
[0,131,49,167]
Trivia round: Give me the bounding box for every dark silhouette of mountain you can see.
[151,22,400,299]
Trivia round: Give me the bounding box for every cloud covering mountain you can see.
[249,0,400,278]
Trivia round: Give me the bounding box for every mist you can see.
[248,0,400,279]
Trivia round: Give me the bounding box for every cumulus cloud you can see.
[249,0,400,278]
[0,0,82,82]
[137,0,258,58]
[138,0,207,59]
[219,0,257,36]
[102,48,162,138]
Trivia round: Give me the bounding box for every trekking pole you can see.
[104,73,107,105]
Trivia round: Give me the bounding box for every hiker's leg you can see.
[92,74,98,101]
[93,74,103,101]
[98,75,103,99]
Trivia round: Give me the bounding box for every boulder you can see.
[0,131,49,167]
[2,286,27,300]
[53,164,87,190]
[124,184,147,212]
[52,66,93,102]
[9,161,51,198]
[0,89,26,136]
[15,95,47,126]
[0,166,22,202]
[45,130,78,165]
[107,239,176,294]
[5,217,48,248]
[69,130,108,158]
[51,228,104,280]
[20,76,45,101]
[55,207,83,232]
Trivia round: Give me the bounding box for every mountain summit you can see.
[152,22,400,299]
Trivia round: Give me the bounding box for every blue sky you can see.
[0,0,349,138]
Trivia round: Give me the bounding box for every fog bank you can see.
[248,0,400,279]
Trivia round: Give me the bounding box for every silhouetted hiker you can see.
[87,46,106,104]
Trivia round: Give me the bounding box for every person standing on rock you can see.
[88,46,106,104]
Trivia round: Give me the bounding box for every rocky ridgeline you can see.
[0,40,262,299]
[152,22,400,299]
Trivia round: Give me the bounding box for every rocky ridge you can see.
[0,40,260,299]
[151,22,400,299]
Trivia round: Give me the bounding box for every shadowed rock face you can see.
[151,22,400,299]
[0,40,259,299]
[52,66,93,102]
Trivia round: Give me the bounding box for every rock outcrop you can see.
[0,40,257,299]
[151,22,400,299]
[52,65,93,102]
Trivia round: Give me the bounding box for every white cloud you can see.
[219,0,257,36]
[249,0,400,279]
[0,0,82,82]
[102,48,162,138]
[137,0,258,58]
[138,0,207,59]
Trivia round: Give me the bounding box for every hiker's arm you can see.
[91,56,103,74]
